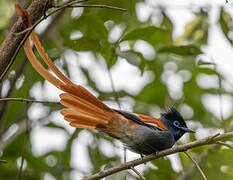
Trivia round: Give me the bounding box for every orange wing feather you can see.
[137,113,168,131]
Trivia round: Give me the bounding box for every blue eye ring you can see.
[173,120,180,127]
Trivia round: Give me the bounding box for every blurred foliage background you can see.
[1,0,233,179]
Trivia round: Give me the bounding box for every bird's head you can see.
[160,107,195,141]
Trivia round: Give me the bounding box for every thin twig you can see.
[0,3,66,131]
[15,0,87,36]
[16,103,30,180]
[0,0,61,83]
[83,132,233,180]
[184,151,207,180]
[216,68,224,122]
[178,59,225,180]
[15,1,125,36]
[107,49,121,108]
[106,50,127,167]
[0,102,28,137]
[0,159,7,164]
[130,166,146,180]
[216,141,233,149]
[208,133,221,142]
[0,59,28,131]
[177,126,233,180]
[107,70,121,109]
[1,0,124,82]
[0,115,52,151]
[0,29,32,82]
[0,97,59,104]
[123,148,127,163]
[55,4,127,11]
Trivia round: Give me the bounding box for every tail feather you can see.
[16,4,124,137]
[69,123,96,129]
[60,93,111,130]
[15,4,65,90]
[30,30,72,85]
[62,111,96,129]
[61,109,107,126]
[60,84,113,112]
[59,93,108,119]
[60,103,108,125]
[24,39,65,89]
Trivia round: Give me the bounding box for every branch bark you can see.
[0,0,65,131]
[0,0,56,82]
[183,151,207,180]
[0,97,59,104]
[83,132,233,180]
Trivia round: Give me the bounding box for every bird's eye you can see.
[173,120,180,127]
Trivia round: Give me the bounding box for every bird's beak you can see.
[181,127,195,133]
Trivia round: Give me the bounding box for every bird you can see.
[16,4,194,155]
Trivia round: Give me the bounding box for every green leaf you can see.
[121,26,172,47]
[66,37,105,52]
[116,50,141,66]
[74,14,108,40]
[219,8,233,44]
[197,60,216,66]
[144,158,178,179]
[88,141,119,173]
[61,13,109,53]
[136,80,168,107]
[175,11,208,46]
[161,11,173,38]
[158,45,201,56]
[81,0,136,24]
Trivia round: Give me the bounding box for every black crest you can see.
[161,107,187,127]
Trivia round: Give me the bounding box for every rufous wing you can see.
[136,113,168,131]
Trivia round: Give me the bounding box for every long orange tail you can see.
[15,4,126,138]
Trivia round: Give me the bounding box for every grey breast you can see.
[122,125,175,155]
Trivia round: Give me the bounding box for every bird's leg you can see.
[154,150,158,156]
[140,154,147,165]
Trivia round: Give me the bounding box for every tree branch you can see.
[0,97,59,104]
[16,108,30,180]
[0,120,27,150]
[216,141,233,149]
[184,151,207,180]
[0,159,7,164]
[130,166,146,180]
[177,62,229,180]
[0,0,56,82]
[0,0,126,83]
[54,4,127,11]
[0,1,68,130]
[83,132,233,180]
